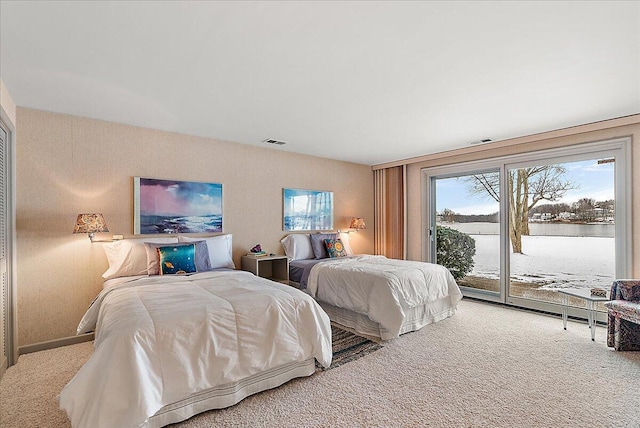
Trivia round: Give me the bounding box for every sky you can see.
[139,179,222,216]
[435,159,614,215]
[284,189,333,215]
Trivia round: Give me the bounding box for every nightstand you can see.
[241,255,289,284]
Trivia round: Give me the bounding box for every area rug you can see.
[318,322,383,370]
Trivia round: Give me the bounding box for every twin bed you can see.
[60,233,462,427]
[59,235,332,428]
[283,233,462,341]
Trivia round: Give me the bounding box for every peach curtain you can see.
[374,165,405,259]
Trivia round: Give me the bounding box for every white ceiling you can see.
[1,1,639,166]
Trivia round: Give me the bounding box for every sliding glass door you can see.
[424,138,630,318]
[505,157,616,314]
[432,169,502,298]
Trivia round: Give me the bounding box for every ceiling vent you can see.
[469,138,493,145]
[262,138,287,146]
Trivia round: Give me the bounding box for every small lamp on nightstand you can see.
[73,213,109,242]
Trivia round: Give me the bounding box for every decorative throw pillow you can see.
[157,244,197,275]
[310,233,339,259]
[325,238,347,258]
[144,241,211,275]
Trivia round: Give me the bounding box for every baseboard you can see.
[18,333,94,356]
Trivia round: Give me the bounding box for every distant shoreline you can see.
[440,221,614,238]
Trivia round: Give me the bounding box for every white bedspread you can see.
[307,255,462,338]
[59,270,332,428]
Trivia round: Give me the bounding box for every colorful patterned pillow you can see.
[324,238,347,258]
[145,241,211,275]
[157,244,197,275]
[311,233,339,259]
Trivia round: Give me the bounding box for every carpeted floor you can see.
[1,299,639,427]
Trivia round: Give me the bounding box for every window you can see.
[423,138,631,319]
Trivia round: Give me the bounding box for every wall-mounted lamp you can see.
[73,213,109,242]
[349,217,366,232]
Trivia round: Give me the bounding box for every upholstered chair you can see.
[604,280,640,351]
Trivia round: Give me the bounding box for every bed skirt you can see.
[148,358,316,427]
[317,297,457,341]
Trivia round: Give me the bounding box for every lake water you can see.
[441,221,614,238]
[140,214,222,234]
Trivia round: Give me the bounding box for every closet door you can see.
[0,124,8,374]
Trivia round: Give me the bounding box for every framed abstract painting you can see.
[283,188,333,231]
[134,177,223,234]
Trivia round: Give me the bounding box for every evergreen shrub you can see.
[436,225,476,280]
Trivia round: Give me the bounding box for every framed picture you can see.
[283,188,333,231]
[134,177,223,234]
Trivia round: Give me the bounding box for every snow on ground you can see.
[469,234,614,290]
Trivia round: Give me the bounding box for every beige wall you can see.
[15,108,374,347]
[403,122,639,276]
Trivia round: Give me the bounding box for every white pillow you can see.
[280,234,314,261]
[102,237,179,279]
[338,232,354,256]
[179,234,235,269]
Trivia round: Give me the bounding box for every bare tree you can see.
[440,208,456,223]
[574,197,596,221]
[466,166,576,253]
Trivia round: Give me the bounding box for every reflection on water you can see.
[140,215,222,234]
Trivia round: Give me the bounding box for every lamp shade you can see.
[349,217,366,230]
[73,213,109,234]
